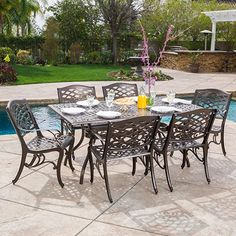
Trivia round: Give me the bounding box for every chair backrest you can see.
[57,85,96,103]
[102,83,138,99]
[103,116,160,160]
[6,100,41,146]
[164,109,216,150]
[192,89,232,119]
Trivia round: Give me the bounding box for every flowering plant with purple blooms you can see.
[140,22,174,95]
[0,63,17,84]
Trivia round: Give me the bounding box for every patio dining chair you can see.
[192,89,232,156]
[80,116,160,203]
[6,100,75,188]
[102,82,138,99]
[57,85,97,160]
[153,108,216,192]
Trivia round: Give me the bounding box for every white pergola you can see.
[203,10,236,51]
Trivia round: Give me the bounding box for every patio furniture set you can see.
[6,83,232,203]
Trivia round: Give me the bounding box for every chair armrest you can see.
[89,127,106,146]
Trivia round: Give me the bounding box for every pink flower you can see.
[139,22,174,94]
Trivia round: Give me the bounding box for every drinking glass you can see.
[87,93,95,111]
[107,91,115,101]
[105,97,113,110]
[167,91,176,105]
[150,90,156,106]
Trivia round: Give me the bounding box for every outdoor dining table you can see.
[49,97,200,130]
[48,96,200,173]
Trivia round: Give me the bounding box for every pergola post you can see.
[203,10,236,51]
[210,21,216,51]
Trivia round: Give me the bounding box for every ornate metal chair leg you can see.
[12,151,27,184]
[56,150,64,188]
[221,129,226,156]
[186,156,190,167]
[149,155,158,194]
[103,162,113,203]
[67,137,75,172]
[144,156,149,176]
[163,152,173,192]
[132,157,137,176]
[181,150,187,169]
[88,148,94,183]
[203,146,210,184]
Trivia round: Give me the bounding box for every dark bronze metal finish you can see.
[6,99,74,188]
[80,116,160,203]
[192,89,232,156]
[57,85,96,162]
[102,82,138,99]
[153,108,217,192]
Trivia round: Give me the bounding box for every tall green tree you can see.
[50,0,104,53]
[97,0,141,64]
[0,0,19,34]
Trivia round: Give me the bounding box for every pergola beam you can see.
[203,10,236,51]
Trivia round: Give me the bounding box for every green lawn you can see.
[13,64,129,85]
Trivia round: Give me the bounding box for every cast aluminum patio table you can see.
[49,97,199,130]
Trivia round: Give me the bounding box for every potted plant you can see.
[189,52,201,73]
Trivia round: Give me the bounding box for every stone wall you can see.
[161,50,236,73]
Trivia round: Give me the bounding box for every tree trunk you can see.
[0,14,4,34]
[112,33,118,64]
[16,24,20,36]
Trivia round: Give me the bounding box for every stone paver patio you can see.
[0,68,236,235]
[0,119,236,235]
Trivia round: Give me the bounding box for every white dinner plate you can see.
[151,106,182,113]
[162,97,191,105]
[61,107,85,115]
[76,99,100,107]
[96,111,121,119]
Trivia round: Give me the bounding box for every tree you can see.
[97,0,141,64]
[42,17,59,64]
[0,0,44,36]
[0,0,19,34]
[50,0,104,53]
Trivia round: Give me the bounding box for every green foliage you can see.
[16,49,33,65]
[0,47,15,63]
[69,42,81,64]
[107,68,173,81]
[42,17,60,64]
[0,62,17,84]
[100,51,112,64]
[141,0,236,46]
[86,51,102,64]
[0,35,44,58]
[50,0,105,53]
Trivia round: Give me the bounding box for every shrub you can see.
[16,50,33,65]
[0,47,15,63]
[70,43,81,64]
[0,63,17,84]
[86,51,102,64]
[100,51,112,64]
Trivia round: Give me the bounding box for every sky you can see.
[35,0,58,29]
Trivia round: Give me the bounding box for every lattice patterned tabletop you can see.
[49,97,199,129]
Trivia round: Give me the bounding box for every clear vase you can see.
[145,79,156,106]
